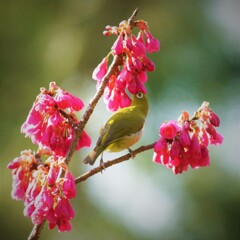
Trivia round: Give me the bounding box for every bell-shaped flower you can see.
[159,121,181,139]
[92,57,108,81]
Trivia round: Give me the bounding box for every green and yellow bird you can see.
[83,92,149,165]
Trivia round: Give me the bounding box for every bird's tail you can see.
[83,149,100,165]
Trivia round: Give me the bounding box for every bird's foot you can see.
[99,154,106,173]
[128,148,135,158]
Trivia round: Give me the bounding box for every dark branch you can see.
[28,220,46,240]
[128,8,139,28]
[75,142,156,184]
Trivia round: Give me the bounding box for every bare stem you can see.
[128,8,139,28]
[75,142,156,184]
[28,220,46,240]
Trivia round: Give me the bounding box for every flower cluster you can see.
[21,82,91,157]
[8,150,76,232]
[153,102,223,174]
[93,20,160,111]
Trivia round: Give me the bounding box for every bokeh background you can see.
[1,0,239,239]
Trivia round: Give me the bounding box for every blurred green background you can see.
[1,0,239,239]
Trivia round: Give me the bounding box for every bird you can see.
[83,92,149,165]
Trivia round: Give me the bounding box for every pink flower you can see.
[55,89,84,112]
[77,130,92,150]
[92,57,108,81]
[206,122,224,145]
[209,132,224,145]
[145,30,160,53]
[21,82,91,157]
[188,134,201,168]
[153,137,169,165]
[115,76,127,91]
[200,128,209,146]
[47,162,60,185]
[9,153,77,232]
[7,150,37,200]
[95,20,160,111]
[54,197,75,232]
[180,129,191,148]
[11,176,29,200]
[159,121,181,139]
[24,179,42,207]
[209,111,220,127]
[199,145,210,167]
[31,186,53,224]
[154,137,168,154]
[138,71,147,83]
[153,102,223,174]
[136,31,145,43]
[118,67,133,83]
[170,140,181,159]
[55,197,75,220]
[107,90,121,111]
[132,55,143,72]
[46,197,75,232]
[172,158,189,174]
[141,56,155,72]
[132,35,146,56]
[57,220,72,232]
[119,91,132,108]
[112,34,123,55]
[63,171,76,199]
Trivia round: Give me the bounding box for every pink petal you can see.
[180,129,191,148]
[132,35,146,56]
[199,145,210,166]
[55,89,84,111]
[77,130,92,150]
[159,121,181,139]
[138,71,147,83]
[63,171,76,199]
[209,111,220,127]
[107,90,121,111]
[154,137,168,153]
[92,57,108,81]
[112,34,123,55]
[141,56,155,72]
[145,30,160,53]
[170,140,181,159]
[57,220,72,232]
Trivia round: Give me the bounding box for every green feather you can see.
[83,92,148,165]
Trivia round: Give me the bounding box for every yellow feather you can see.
[83,92,148,165]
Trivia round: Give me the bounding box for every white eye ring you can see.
[136,92,144,98]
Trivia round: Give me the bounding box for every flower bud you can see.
[170,140,181,159]
[209,111,220,127]
[112,34,123,55]
[159,121,181,139]
[145,30,160,53]
[92,57,108,81]
[63,171,76,199]
[180,129,191,148]
[142,56,155,72]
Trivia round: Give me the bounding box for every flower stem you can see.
[28,220,46,240]
[75,142,156,184]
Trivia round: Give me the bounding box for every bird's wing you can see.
[96,107,145,148]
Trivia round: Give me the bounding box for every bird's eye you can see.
[136,92,144,99]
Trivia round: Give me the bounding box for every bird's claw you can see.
[99,154,106,173]
[128,148,135,158]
